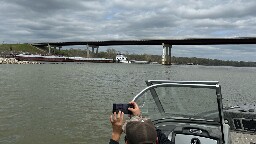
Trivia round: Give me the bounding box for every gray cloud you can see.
[174,0,256,19]
[0,0,256,61]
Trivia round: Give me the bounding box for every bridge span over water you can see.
[31,37,256,65]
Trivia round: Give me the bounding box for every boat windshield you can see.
[133,82,222,123]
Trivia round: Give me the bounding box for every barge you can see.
[15,54,114,63]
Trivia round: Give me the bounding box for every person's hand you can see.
[128,101,141,117]
[110,111,124,142]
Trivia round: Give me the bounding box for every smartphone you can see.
[113,103,134,114]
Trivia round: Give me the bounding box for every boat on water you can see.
[68,57,114,63]
[14,54,114,63]
[115,54,156,64]
[130,60,150,64]
[130,80,255,144]
[116,54,130,63]
[15,53,157,64]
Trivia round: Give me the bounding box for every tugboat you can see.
[115,54,130,63]
[115,54,152,64]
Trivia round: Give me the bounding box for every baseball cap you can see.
[123,116,157,144]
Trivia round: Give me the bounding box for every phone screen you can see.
[113,104,133,114]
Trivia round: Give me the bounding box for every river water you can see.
[0,64,256,144]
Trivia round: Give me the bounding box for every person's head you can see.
[123,117,157,144]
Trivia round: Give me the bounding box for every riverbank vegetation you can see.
[1,44,256,67]
[0,44,47,57]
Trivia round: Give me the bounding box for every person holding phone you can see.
[109,101,172,144]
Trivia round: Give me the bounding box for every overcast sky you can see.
[1,0,256,61]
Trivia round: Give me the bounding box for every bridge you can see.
[31,37,256,65]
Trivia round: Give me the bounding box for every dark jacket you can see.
[109,139,119,144]
[156,129,173,144]
[109,129,172,144]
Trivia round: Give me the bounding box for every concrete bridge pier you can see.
[47,43,51,54]
[92,47,95,53]
[90,45,99,54]
[86,45,99,57]
[162,43,172,65]
[86,45,90,58]
[95,46,99,54]
[53,46,57,54]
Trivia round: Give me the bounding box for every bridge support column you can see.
[86,45,90,58]
[90,45,99,54]
[87,45,99,57]
[58,46,62,51]
[53,46,56,54]
[48,43,51,54]
[162,43,172,65]
[96,47,99,54]
[92,47,95,53]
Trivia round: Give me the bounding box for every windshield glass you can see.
[135,84,220,123]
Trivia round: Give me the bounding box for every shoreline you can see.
[0,57,41,64]
[0,57,112,64]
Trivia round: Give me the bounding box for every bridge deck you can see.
[32,37,256,47]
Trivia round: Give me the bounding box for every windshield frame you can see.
[132,81,224,126]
